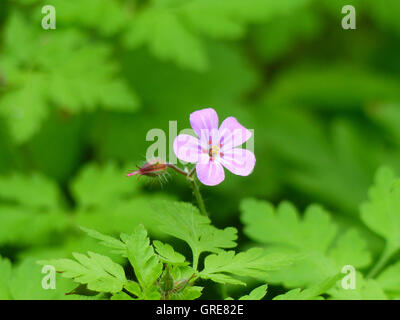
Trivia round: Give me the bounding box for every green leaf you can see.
[111,292,135,300]
[10,258,75,299]
[0,74,48,143]
[361,167,400,251]
[124,0,310,71]
[50,0,129,36]
[241,200,337,252]
[200,248,293,286]
[0,207,69,245]
[151,201,237,269]
[79,226,127,256]
[238,284,268,300]
[71,162,138,209]
[169,286,203,300]
[329,230,372,269]
[0,12,138,143]
[0,172,61,210]
[125,4,207,71]
[274,274,343,300]
[376,261,400,294]
[124,281,142,298]
[126,224,163,292]
[240,199,371,287]
[0,172,69,246]
[153,240,188,265]
[329,273,387,300]
[39,252,127,293]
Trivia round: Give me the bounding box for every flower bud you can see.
[126,159,167,178]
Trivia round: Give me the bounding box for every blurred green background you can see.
[0,0,400,299]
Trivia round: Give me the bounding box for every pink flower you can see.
[173,108,256,186]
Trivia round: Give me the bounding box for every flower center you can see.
[208,145,220,158]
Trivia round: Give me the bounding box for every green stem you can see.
[189,177,208,217]
[192,249,200,271]
[166,163,208,216]
[220,284,228,299]
[367,243,398,278]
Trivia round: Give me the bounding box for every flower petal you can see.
[190,108,219,140]
[173,134,202,163]
[219,117,252,150]
[220,148,256,176]
[196,159,225,186]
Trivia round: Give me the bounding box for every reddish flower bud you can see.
[127,159,167,178]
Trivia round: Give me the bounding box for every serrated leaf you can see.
[238,284,268,300]
[39,251,127,293]
[0,12,138,143]
[241,199,337,252]
[153,240,188,265]
[240,199,372,287]
[125,5,207,71]
[124,0,310,71]
[79,226,127,256]
[0,172,61,210]
[329,230,372,269]
[124,281,142,298]
[50,0,129,36]
[169,286,203,300]
[360,167,400,252]
[10,258,75,299]
[71,162,138,209]
[200,248,292,286]
[151,200,237,269]
[329,273,387,300]
[274,274,343,300]
[0,206,69,245]
[126,224,163,292]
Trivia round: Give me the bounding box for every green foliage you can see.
[40,252,127,293]
[240,166,400,299]
[124,0,311,71]
[150,201,237,268]
[199,249,292,285]
[0,10,138,143]
[241,199,371,287]
[329,273,388,300]
[71,162,138,209]
[273,274,343,300]
[35,202,294,300]
[376,262,400,296]
[153,241,188,265]
[1,0,400,301]
[361,167,400,253]
[226,284,268,300]
[125,225,163,294]
[2,257,76,300]
[237,284,268,300]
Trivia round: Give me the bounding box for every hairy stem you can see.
[167,164,208,217]
[166,163,188,176]
[189,177,208,217]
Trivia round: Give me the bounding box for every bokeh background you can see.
[0,0,399,299]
